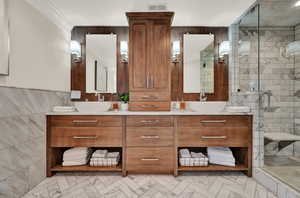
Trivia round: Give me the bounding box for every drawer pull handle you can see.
[140,120,160,123]
[200,120,226,123]
[201,136,227,139]
[141,158,160,161]
[73,136,98,139]
[141,105,157,108]
[141,96,158,99]
[141,135,160,139]
[72,120,99,123]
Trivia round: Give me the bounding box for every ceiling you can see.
[240,0,300,26]
[47,0,256,27]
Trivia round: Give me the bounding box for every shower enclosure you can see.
[231,0,300,192]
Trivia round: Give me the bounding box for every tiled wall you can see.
[294,24,300,157]
[230,25,299,158]
[0,87,69,198]
[229,24,264,167]
[259,27,296,156]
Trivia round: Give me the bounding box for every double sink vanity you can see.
[46,12,253,178]
[46,103,253,177]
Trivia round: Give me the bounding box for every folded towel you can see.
[92,150,108,158]
[53,106,76,112]
[179,149,191,158]
[107,152,120,158]
[62,160,87,166]
[209,160,235,167]
[63,156,89,161]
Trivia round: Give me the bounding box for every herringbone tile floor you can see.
[23,172,277,198]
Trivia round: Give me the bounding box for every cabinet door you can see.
[148,20,171,91]
[129,21,149,91]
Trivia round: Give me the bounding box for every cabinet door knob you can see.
[201,136,227,139]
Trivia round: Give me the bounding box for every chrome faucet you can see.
[199,91,207,102]
[95,93,105,102]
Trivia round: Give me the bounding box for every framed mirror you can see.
[183,34,214,93]
[0,0,9,75]
[86,34,117,93]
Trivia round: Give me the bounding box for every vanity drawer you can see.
[50,127,122,147]
[129,102,170,111]
[126,147,173,173]
[178,127,249,147]
[130,92,170,102]
[126,127,173,147]
[126,116,173,127]
[177,116,250,128]
[50,116,122,127]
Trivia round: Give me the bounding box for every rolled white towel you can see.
[179,149,191,158]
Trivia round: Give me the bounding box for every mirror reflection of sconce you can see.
[70,40,82,62]
[238,40,250,56]
[281,41,300,58]
[172,40,180,63]
[120,41,128,63]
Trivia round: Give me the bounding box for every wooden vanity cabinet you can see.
[125,116,174,174]
[127,12,173,111]
[47,114,252,177]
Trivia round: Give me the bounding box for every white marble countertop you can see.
[46,110,252,116]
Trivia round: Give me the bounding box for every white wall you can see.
[0,0,70,92]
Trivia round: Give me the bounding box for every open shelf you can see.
[178,164,248,171]
[51,165,122,172]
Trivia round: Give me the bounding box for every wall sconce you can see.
[172,40,180,62]
[120,41,128,63]
[70,40,81,62]
[219,41,230,58]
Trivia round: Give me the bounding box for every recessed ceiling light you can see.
[295,0,300,7]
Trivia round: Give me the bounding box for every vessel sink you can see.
[74,102,111,113]
[186,102,226,113]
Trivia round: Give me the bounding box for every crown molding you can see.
[25,0,73,37]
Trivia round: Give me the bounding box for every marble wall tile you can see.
[0,86,69,197]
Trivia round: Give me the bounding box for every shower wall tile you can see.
[294,24,300,156]
[0,86,69,198]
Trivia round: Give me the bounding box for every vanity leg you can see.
[122,171,128,177]
[246,170,252,177]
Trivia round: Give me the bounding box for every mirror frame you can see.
[71,26,129,101]
[171,27,229,101]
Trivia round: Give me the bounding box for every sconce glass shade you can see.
[238,41,251,56]
[172,40,180,62]
[70,40,81,57]
[120,41,128,62]
[286,41,300,56]
[219,41,230,57]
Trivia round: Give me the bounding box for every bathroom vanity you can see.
[46,112,252,177]
[49,12,253,178]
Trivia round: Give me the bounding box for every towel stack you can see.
[179,149,208,167]
[207,147,235,167]
[89,150,120,167]
[62,147,92,166]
